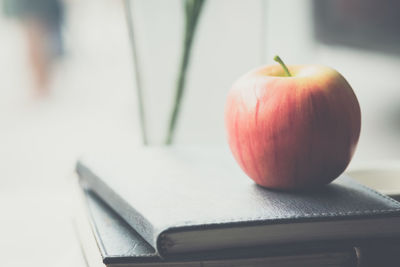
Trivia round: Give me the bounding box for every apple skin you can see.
[225,64,361,190]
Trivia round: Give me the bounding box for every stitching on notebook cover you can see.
[173,179,400,226]
[109,253,156,257]
[172,208,400,227]
[197,208,400,224]
[352,180,400,207]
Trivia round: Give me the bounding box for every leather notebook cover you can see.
[76,146,400,257]
[78,189,159,265]
[76,186,358,266]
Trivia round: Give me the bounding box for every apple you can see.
[225,56,361,190]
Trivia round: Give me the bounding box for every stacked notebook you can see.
[74,146,400,266]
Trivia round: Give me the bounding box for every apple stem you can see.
[274,55,292,77]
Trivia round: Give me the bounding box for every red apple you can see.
[225,56,361,190]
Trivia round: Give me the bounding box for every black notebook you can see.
[74,185,358,267]
[76,146,400,257]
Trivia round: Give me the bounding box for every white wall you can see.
[129,0,400,164]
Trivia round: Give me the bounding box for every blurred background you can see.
[0,0,400,266]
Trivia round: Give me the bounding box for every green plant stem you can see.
[165,0,205,145]
[273,55,292,77]
[124,0,148,145]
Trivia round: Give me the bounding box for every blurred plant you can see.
[124,0,205,145]
[165,0,206,145]
[124,0,148,145]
